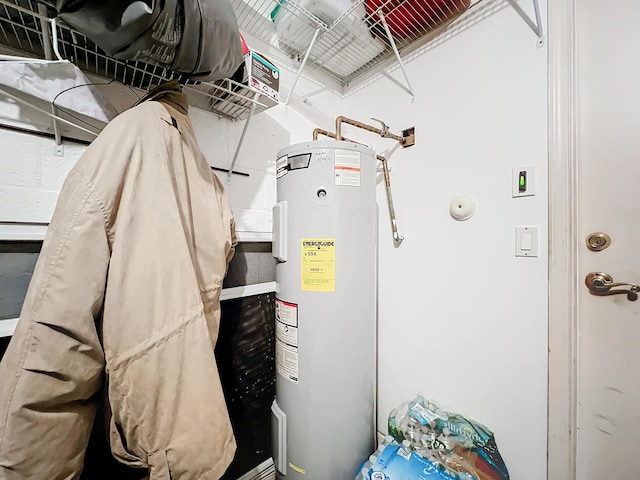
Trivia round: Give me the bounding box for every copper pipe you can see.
[313,128,359,144]
[335,116,405,144]
[312,127,404,245]
[378,155,403,244]
[312,130,395,166]
[313,128,336,140]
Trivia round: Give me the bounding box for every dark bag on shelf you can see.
[51,0,243,81]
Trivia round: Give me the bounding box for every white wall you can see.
[0,131,84,223]
[329,5,548,480]
[0,98,299,237]
[190,108,286,236]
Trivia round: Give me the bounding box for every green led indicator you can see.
[519,171,527,192]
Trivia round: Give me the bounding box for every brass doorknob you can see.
[585,272,640,301]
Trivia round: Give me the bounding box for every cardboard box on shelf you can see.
[196,48,280,121]
[244,50,280,106]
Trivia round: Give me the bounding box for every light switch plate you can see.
[512,166,536,197]
[516,226,539,257]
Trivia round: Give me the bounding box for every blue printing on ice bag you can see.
[388,397,509,480]
[408,400,440,426]
[433,417,508,479]
[360,444,469,480]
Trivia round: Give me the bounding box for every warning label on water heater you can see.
[301,239,335,292]
[276,299,298,383]
[276,339,299,384]
[276,155,288,179]
[335,149,361,187]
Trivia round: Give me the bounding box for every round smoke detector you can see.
[449,195,476,221]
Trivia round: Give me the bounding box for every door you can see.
[576,0,640,478]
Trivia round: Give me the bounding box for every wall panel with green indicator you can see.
[519,170,527,192]
[513,166,536,197]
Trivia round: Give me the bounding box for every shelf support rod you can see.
[50,18,62,144]
[51,104,62,145]
[37,9,62,143]
[50,18,65,61]
[284,28,321,106]
[227,92,260,184]
[506,0,544,43]
[37,4,54,61]
[377,10,414,101]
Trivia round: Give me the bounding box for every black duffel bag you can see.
[50,0,243,81]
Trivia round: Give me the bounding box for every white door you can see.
[576,0,640,478]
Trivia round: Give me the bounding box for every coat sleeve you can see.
[0,168,110,480]
[212,173,237,270]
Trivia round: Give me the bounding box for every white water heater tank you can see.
[271,140,377,479]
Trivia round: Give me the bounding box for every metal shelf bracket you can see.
[49,18,66,61]
[506,0,545,47]
[377,10,415,101]
[227,92,261,184]
[284,28,321,106]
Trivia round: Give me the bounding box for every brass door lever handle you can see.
[585,272,640,301]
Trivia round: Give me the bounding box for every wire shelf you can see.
[0,0,270,121]
[232,0,491,85]
[1,0,541,107]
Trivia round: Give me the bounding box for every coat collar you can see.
[136,80,189,116]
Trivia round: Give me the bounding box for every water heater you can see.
[271,141,377,479]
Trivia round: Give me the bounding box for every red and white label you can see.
[275,299,299,383]
[335,149,361,187]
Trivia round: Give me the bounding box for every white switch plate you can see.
[516,226,539,257]
[512,166,536,197]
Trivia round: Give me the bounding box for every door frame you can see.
[547,0,578,479]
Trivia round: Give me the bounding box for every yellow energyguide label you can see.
[301,238,335,292]
[289,462,306,474]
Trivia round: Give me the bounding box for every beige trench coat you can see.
[0,82,237,480]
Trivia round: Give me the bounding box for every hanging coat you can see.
[0,81,237,480]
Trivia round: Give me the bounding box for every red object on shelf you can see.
[240,33,250,56]
[365,0,471,39]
